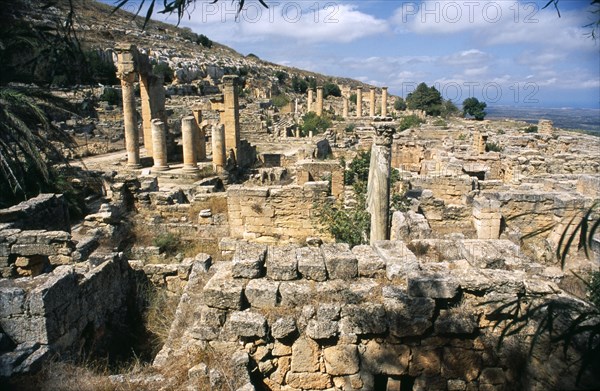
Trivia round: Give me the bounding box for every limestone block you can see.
[359,340,409,376]
[271,317,297,340]
[203,265,245,310]
[317,304,341,321]
[279,281,313,307]
[383,288,435,338]
[305,319,338,340]
[321,243,358,280]
[447,379,467,391]
[409,347,441,377]
[227,311,268,338]
[190,305,227,341]
[407,273,459,299]
[323,344,359,376]
[0,286,26,317]
[479,367,506,385]
[434,309,478,335]
[352,245,385,277]
[272,342,292,356]
[291,337,320,373]
[372,240,418,280]
[232,242,267,279]
[296,247,327,281]
[441,347,481,382]
[339,304,387,335]
[245,278,279,308]
[285,372,332,389]
[266,245,299,281]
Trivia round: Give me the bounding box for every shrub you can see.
[99,87,119,105]
[300,112,332,136]
[349,93,357,104]
[323,82,341,98]
[153,62,173,83]
[406,82,442,116]
[197,34,213,48]
[463,97,487,120]
[486,142,503,152]
[275,70,287,84]
[345,123,356,133]
[394,97,407,111]
[433,118,448,127]
[524,125,538,133]
[153,232,181,255]
[316,199,370,248]
[292,76,308,93]
[398,114,425,131]
[271,94,290,108]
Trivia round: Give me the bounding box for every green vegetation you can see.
[441,100,461,118]
[524,125,538,133]
[275,70,287,84]
[394,97,407,111]
[271,94,290,108]
[349,93,357,104]
[99,87,119,106]
[152,232,181,256]
[344,123,356,133]
[462,97,487,120]
[323,82,341,98]
[300,112,331,136]
[246,53,259,59]
[398,114,425,131]
[84,50,118,85]
[152,62,174,83]
[485,142,503,152]
[433,118,448,128]
[291,76,308,93]
[406,82,442,116]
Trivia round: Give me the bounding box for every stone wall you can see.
[152,239,598,391]
[410,175,475,205]
[227,183,331,243]
[0,194,70,232]
[0,253,132,377]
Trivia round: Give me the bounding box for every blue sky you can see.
[106,0,600,108]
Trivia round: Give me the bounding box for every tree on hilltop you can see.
[462,97,487,121]
[406,82,442,116]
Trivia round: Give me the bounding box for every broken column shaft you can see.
[181,116,199,171]
[151,119,168,171]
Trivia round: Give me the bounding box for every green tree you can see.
[292,76,308,93]
[323,82,341,98]
[441,99,460,118]
[275,70,287,84]
[153,62,174,83]
[398,114,425,131]
[394,97,407,111]
[349,93,357,104]
[462,97,487,120]
[300,112,332,136]
[406,82,442,116]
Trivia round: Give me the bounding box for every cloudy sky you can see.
[107,0,600,108]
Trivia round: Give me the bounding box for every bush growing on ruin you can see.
[433,118,448,128]
[153,232,181,256]
[463,97,487,120]
[323,82,341,98]
[394,97,407,111]
[99,87,119,105]
[485,142,503,152]
[152,62,174,83]
[275,70,287,84]
[271,94,289,108]
[524,125,538,133]
[398,114,424,131]
[349,93,357,104]
[291,76,308,93]
[300,112,332,136]
[406,82,443,116]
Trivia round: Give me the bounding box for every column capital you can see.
[373,123,395,146]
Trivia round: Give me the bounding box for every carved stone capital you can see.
[373,124,395,146]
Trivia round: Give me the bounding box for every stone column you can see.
[369,87,376,117]
[381,87,388,117]
[343,95,349,118]
[212,124,226,173]
[316,86,324,116]
[356,87,363,118]
[151,119,168,171]
[139,75,153,157]
[480,134,488,154]
[116,44,141,168]
[181,116,199,171]
[307,89,313,113]
[366,124,395,244]
[192,108,206,161]
[222,75,241,159]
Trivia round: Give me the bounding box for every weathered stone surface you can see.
[323,344,359,376]
[409,347,441,377]
[244,278,279,308]
[383,287,436,337]
[279,281,313,307]
[360,340,409,376]
[272,342,292,356]
[232,242,267,279]
[227,311,268,338]
[434,309,478,335]
[271,317,297,340]
[352,245,386,278]
[373,240,418,279]
[305,319,338,340]
[340,304,387,335]
[479,367,506,385]
[266,245,299,281]
[291,337,319,373]
[189,305,227,341]
[286,371,332,390]
[202,264,245,310]
[296,247,327,281]
[441,347,482,382]
[321,243,358,279]
[407,273,459,299]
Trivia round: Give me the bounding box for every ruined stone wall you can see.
[0,194,70,232]
[410,175,475,205]
[153,239,597,391]
[391,142,424,172]
[227,183,331,242]
[0,254,132,375]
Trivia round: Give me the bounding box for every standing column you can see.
[192,108,206,161]
[343,96,349,118]
[307,89,314,113]
[212,124,226,173]
[222,75,240,159]
[369,87,376,117]
[139,75,153,157]
[181,116,199,171]
[366,124,395,244]
[381,87,388,117]
[316,86,324,116]
[356,87,363,118]
[151,119,168,171]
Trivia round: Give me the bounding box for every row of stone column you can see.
[306,85,389,118]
